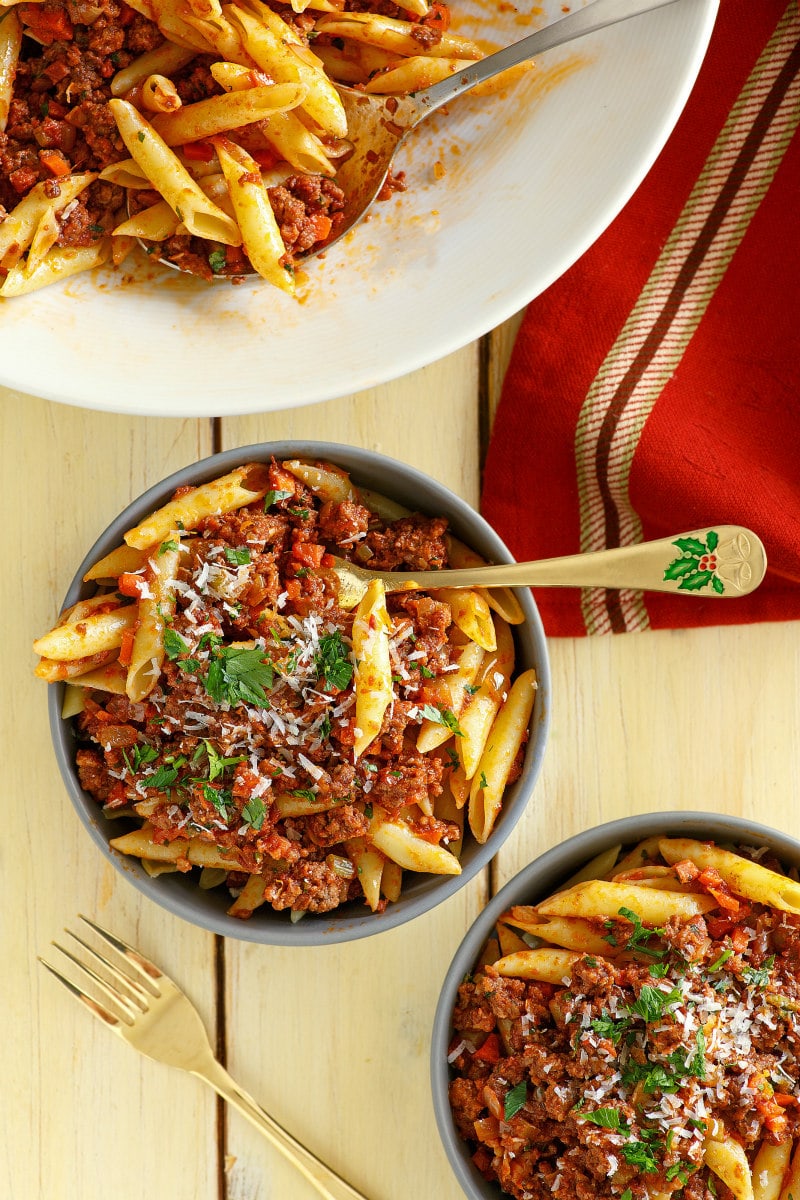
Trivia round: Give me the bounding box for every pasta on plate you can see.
[0,0,483,295]
[33,458,535,921]
[447,838,800,1200]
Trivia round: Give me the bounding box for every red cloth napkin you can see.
[481,0,800,636]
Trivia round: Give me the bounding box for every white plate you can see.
[0,0,717,416]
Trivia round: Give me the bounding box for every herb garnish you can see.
[743,955,775,989]
[314,630,353,691]
[263,489,293,511]
[205,645,274,707]
[224,546,251,566]
[605,907,666,959]
[503,1081,527,1120]
[419,704,463,737]
[241,797,266,831]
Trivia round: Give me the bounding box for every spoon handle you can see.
[415,0,688,119]
[384,527,766,597]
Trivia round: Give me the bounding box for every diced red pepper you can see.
[39,148,71,178]
[118,628,136,668]
[18,4,73,43]
[472,1032,501,1063]
[292,541,325,569]
[118,571,148,599]
[182,140,215,162]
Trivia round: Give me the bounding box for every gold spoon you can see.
[330,526,767,609]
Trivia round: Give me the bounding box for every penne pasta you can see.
[752,1141,792,1200]
[212,135,294,293]
[427,587,496,652]
[457,615,514,780]
[536,878,718,924]
[108,98,242,246]
[113,200,180,241]
[344,836,384,910]
[468,667,536,844]
[659,838,800,913]
[33,603,137,661]
[150,82,306,144]
[562,844,623,888]
[140,72,182,113]
[124,463,269,548]
[364,56,477,94]
[126,537,182,702]
[110,40,196,97]
[494,948,581,984]
[0,173,96,267]
[704,1136,754,1200]
[351,578,393,759]
[281,458,355,503]
[368,805,461,875]
[416,640,484,752]
[445,534,525,625]
[84,544,149,582]
[0,9,22,133]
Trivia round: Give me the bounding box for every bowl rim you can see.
[48,440,551,945]
[430,809,800,1200]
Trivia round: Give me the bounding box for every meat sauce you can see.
[448,851,800,1200]
[0,0,445,279]
[73,461,473,915]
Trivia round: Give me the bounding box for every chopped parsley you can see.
[164,628,190,660]
[291,788,316,802]
[263,488,293,511]
[742,955,775,989]
[503,1081,527,1121]
[208,248,227,274]
[419,704,463,737]
[147,763,180,791]
[629,983,683,1023]
[605,907,666,959]
[241,797,266,831]
[578,1108,628,1131]
[205,645,274,707]
[590,1011,630,1045]
[159,539,179,554]
[314,630,353,691]
[708,946,733,971]
[224,546,251,566]
[201,784,231,819]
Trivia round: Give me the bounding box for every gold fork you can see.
[39,916,369,1200]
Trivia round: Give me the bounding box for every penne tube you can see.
[230,5,347,137]
[416,640,484,752]
[227,871,268,918]
[752,1140,792,1200]
[380,859,402,903]
[197,172,236,219]
[358,487,412,522]
[659,838,800,914]
[313,12,480,59]
[34,649,118,681]
[204,77,336,174]
[0,9,22,133]
[468,667,536,844]
[457,616,514,779]
[448,759,469,809]
[351,578,393,759]
[140,72,182,113]
[536,878,718,924]
[184,0,222,19]
[446,534,525,625]
[434,771,463,858]
[494,948,581,984]
[364,56,477,94]
[33,603,136,661]
[0,174,96,266]
[124,462,270,548]
[108,99,242,246]
[113,200,180,241]
[212,136,294,293]
[110,41,196,97]
[344,836,384,911]
[281,459,355,503]
[495,921,528,958]
[562,844,623,889]
[181,9,253,64]
[503,912,618,957]
[704,1136,754,1200]
[608,835,664,876]
[98,159,150,188]
[59,660,129,695]
[84,543,149,582]
[126,538,182,702]
[110,824,189,862]
[368,806,461,875]
[428,587,496,652]
[273,792,347,817]
[150,82,306,145]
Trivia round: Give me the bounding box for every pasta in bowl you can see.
[37,442,549,944]
[432,812,800,1200]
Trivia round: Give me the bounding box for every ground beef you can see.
[365,514,449,571]
[267,174,346,255]
[261,860,354,913]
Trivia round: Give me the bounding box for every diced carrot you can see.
[118,571,147,599]
[424,1,450,31]
[39,149,71,178]
[250,146,281,171]
[308,212,333,243]
[118,628,136,668]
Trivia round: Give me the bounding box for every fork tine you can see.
[64,929,151,1010]
[39,957,125,1028]
[78,914,161,995]
[50,941,139,1023]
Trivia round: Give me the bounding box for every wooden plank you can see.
[3,393,219,1200]
[494,621,800,892]
[219,349,486,1200]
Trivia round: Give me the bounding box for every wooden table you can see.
[4,317,799,1200]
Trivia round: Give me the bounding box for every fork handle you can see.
[195,1058,370,1200]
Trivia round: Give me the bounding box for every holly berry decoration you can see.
[663,530,725,594]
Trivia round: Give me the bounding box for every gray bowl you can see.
[49,441,550,945]
[430,810,800,1199]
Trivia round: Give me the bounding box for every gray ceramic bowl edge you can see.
[430,810,800,1200]
[50,441,551,946]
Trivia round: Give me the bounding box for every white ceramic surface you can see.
[0,0,717,415]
